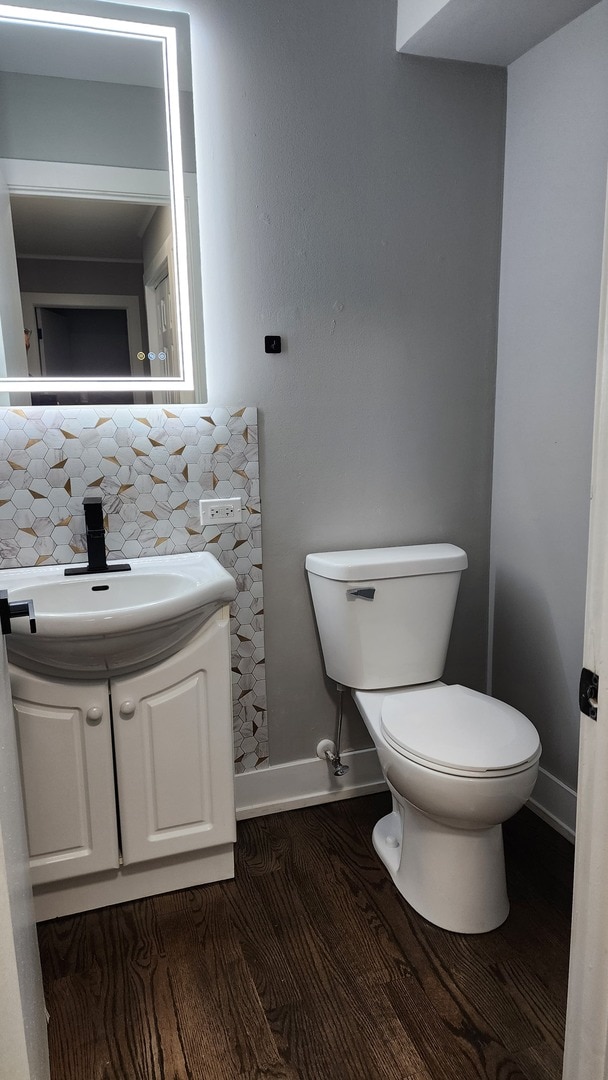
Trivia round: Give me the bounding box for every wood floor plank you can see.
[156,880,300,1079]
[283,802,418,983]
[409,925,558,1054]
[503,810,574,916]
[514,1039,566,1080]
[45,973,101,1080]
[494,956,567,1054]
[38,794,572,1080]
[222,857,431,1077]
[164,951,299,1080]
[44,904,192,1079]
[236,813,294,876]
[222,871,317,1009]
[494,877,572,1006]
[37,908,99,980]
[385,974,533,1080]
[266,988,430,1080]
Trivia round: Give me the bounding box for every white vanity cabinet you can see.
[11,670,119,886]
[10,606,236,919]
[111,614,234,866]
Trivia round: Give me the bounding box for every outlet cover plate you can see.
[199,496,243,526]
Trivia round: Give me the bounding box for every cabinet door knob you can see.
[119,700,136,719]
[86,706,103,724]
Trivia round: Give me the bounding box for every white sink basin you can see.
[0,552,237,679]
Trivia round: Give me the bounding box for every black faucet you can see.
[64,496,131,576]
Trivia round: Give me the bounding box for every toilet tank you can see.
[306,544,468,690]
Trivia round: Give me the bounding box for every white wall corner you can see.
[396,0,450,52]
[235,747,386,820]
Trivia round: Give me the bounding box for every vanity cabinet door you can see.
[111,608,236,866]
[10,667,120,886]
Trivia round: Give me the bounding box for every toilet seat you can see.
[381,684,541,778]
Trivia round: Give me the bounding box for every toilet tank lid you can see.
[305,544,467,581]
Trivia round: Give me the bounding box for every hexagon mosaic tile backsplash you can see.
[0,404,266,773]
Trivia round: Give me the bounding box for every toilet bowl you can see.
[305,544,542,934]
[354,684,540,933]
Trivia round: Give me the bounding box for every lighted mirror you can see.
[0,2,204,403]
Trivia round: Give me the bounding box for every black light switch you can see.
[265,335,282,354]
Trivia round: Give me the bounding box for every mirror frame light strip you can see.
[0,4,195,392]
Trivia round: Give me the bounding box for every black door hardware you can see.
[0,590,36,635]
[579,667,599,720]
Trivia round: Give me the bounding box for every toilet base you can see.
[372,800,510,934]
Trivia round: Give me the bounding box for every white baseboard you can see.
[527,766,577,842]
[235,753,577,844]
[235,747,386,820]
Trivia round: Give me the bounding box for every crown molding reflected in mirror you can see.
[0,2,204,403]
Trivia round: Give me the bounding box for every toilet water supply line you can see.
[325,683,350,776]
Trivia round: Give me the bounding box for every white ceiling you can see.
[10,196,159,261]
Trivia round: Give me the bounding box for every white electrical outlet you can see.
[199,496,243,526]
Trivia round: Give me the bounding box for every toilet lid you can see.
[381,685,541,773]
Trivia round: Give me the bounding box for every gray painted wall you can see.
[0,71,196,172]
[16,258,144,297]
[0,72,168,170]
[491,1,608,791]
[8,0,506,766]
[188,0,506,763]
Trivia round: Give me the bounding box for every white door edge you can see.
[562,166,608,1080]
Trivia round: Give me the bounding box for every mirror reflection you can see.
[13,194,176,404]
[0,4,202,402]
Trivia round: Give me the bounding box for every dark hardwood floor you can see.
[38,793,574,1080]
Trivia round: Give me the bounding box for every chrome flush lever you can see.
[0,590,37,635]
[346,587,375,601]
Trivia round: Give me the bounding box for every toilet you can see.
[305,544,541,934]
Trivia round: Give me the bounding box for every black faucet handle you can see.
[83,494,105,533]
